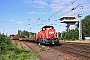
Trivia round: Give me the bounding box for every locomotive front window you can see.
[42,26,54,30]
[42,28,45,30]
[46,28,52,30]
[42,27,52,30]
[46,27,53,30]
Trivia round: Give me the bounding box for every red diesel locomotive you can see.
[36,25,59,44]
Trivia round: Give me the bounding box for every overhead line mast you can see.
[78,6,83,40]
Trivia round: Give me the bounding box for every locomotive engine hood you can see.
[42,25,57,38]
[48,30,55,38]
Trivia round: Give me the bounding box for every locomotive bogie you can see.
[36,38,59,45]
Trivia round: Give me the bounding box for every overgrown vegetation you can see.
[59,29,78,40]
[0,34,40,60]
[40,46,45,51]
[64,57,71,60]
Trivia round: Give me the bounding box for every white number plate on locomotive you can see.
[49,32,54,34]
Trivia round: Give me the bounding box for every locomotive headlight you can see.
[49,32,54,34]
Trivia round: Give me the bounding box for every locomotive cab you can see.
[36,25,59,45]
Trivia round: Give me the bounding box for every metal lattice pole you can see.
[79,16,82,40]
[79,6,83,40]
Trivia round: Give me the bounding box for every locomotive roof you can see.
[42,25,54,28]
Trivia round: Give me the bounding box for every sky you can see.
[0,0,90,35]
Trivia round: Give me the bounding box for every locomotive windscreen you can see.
[42,26,54,31]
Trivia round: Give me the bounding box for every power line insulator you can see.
[48,18,50,20]
[71,8,75,11]
[55,20,57,21]
[38,18,40,20]
[78,14,82,18]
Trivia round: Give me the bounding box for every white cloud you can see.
[22,0,32,4]
[50,0,68,12]
[51,0,72,5]
[21,0,48,8]
[11,19,23,24]
[50,4,63,12]
[82,3,90,12]
[21,0,90,16]
[17,21,23,24]
[11,19,16,23]
[51,0,61,3]
[50,0,90,15]
[31,5,45,8]
[32,0,48,8]
[29,12,47,14]
[29,12,35,14]
[33,0,48,6]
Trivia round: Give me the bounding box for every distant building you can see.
[85,37,90,40]
[6,32,10,37]
[59,14,78,31]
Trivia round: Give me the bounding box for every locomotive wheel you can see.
[40,42,43,45]
[39,42,43,45]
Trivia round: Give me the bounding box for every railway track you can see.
[51,42,90,60]
[19,41,34,50]
[19,40,90,60]
[19,41,46,60]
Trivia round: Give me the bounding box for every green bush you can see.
[40,46,45,51]
[59,29,78,41]
[0,34,40,60]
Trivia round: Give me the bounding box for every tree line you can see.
[17,30,36,38]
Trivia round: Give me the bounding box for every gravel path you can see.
[20,41,78,60]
